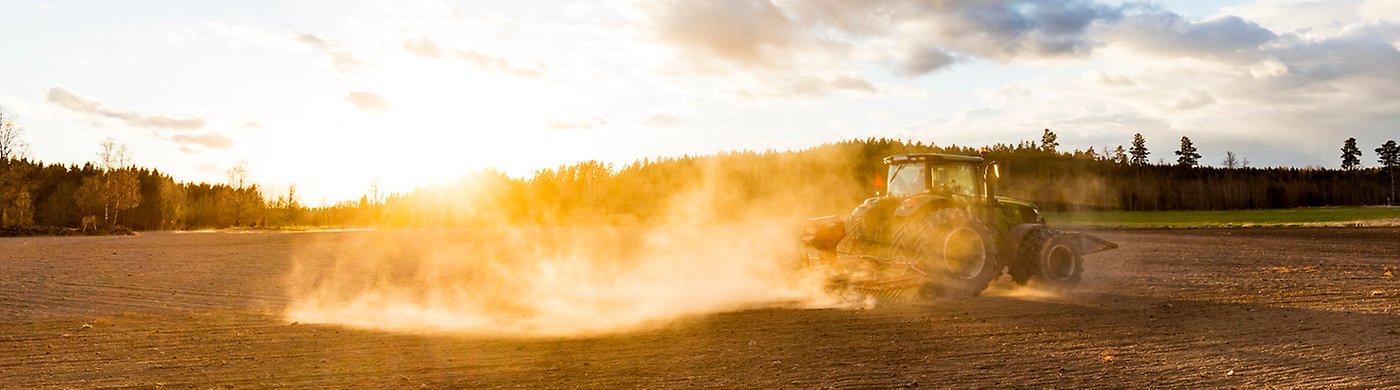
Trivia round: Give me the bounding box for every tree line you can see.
[1,107,1398,232]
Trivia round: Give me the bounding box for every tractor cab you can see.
[882,153,989,200]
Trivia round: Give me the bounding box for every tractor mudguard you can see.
[849,197,881,220]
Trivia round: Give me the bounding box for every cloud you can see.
[344,91,393,113]
[455,50,545,78]
[893,1,1122,61]
[402,37,544,78]
[733,75,882,99]
[1172,89,1216,111]
[645,0,800,69]
[403,37,445,59]
[628,0,1140,100]
[828,75,878,94]
[1087,70,1136,86]
[169,132,234,150]
[46,87,205,130]
[294,32,369,73]
[638,0,1124,76]
[547,117,606,130]
[1103,13,1277,61]
[640,113,684,127]
[898,46,959,76]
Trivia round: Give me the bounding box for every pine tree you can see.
[1129,133,1149,165]
[1341,137,1362,170]
[1377,139,1399,205]
[1040,129,1058,154]
[1113,145,1128,164]
[1175,136,1201,167]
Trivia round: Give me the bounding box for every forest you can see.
[1,108,1398,233]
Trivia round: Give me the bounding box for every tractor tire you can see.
[1007,227,1042,286]
[839,215,901,260]
[836,215,876,254]
[893,208,1001,298]
[1020,228,1084,289]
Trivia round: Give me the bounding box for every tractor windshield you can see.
[929,163,979,197]
[887,162,925,197]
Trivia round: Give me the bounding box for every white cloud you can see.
[169,132,234,150]
[403,37,545,78]
[1172,89,1216,111]
[46,87,206,130]
[344,91,393,113]
[640,113,684,127]
[294,33,371,73]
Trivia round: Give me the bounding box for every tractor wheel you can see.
[839,214,901,259]
[893,208,1001,298]
[1021,228,1084,289]
[1008,227,1045,286]
[836,215,875,254]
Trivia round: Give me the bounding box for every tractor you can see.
[801,153,1117,300]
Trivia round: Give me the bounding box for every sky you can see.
[2,0,1398,204]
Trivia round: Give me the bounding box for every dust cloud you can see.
[284,159,848,337]
[983,283,1066,301]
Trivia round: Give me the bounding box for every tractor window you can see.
[929,163,979,197]
[887,163,925,197]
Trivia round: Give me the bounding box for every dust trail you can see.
[985,285,1065,300]
[284,222,834,336]
[283,158,846,337]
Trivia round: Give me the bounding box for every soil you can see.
[1,228,1397,388]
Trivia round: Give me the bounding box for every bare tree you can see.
[0,108,30,161]
[227,160,250,189]
[79,138,142,227]
[0,108,34,225]
[1222,151,1240,169]
[367,177,383,206]
[97,137,133,170]
[225,160,263,226]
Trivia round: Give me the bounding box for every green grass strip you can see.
[1045,206,1400,228]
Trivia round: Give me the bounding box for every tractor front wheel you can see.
[1018,227,1084,289]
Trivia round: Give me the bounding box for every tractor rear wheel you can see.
[1019,228,1084,289]
[893,208,1001,298]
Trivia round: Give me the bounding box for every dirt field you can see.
[1,228,1397,388]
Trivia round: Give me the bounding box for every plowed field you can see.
[1,228,1397,388]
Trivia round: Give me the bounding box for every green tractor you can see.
[801,153,1117,300]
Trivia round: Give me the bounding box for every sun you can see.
[322,59,590,199]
